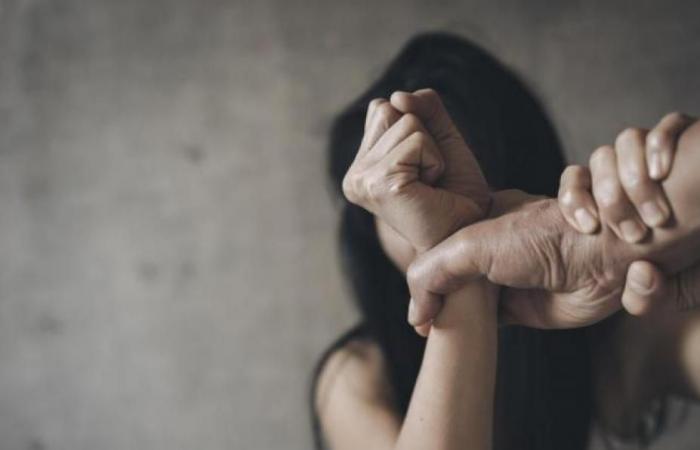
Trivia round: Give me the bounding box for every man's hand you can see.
[407,114,700,330]
[407,191,628,329]
[557,112,697,315]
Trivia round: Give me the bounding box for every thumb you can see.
[407,226,489,326]
[621,261,667,316]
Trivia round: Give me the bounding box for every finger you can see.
[414,322,431,338]
[558,165,600,234]
[364,98,384,130]
[379,130,444,185]
[646,112,696,180]
[370,113,439,168]
[621,260,667,316]
[614,127,671,228]
[361,101,401,156]
[390,89,459,144]
[358,99,386,154]
[391,89,491,213]
[590,144,648,243]
[407,228,488,326]
[407,291,443,327]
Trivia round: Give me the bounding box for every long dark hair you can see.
[310,32,592,450]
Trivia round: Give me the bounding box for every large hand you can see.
[407,191,627,329]
[407,114,700,330]
[342,90,490,252]
[557,112,697,315]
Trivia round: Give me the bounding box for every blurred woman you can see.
[311,32,592,450]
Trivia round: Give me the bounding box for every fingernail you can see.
[649,152,670,180]
[628,267,654,293]
[648,152,663,179]
[408,298,418,325]
[574,208,599,233]
[619,220,647,243]
[640,201,668,227]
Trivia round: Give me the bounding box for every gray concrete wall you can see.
[0,0,698,449]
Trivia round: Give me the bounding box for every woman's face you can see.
[376,217,415,273]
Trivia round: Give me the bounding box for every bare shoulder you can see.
[315,338,394,412]
[315,337,400,449]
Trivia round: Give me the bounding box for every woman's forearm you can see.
[395,283,498,450]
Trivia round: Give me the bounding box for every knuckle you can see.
[590,145,613,166]
[341,174,353,198]
[616,127,645,147]
[406,263,420,286]
[400,113,421,132]
[374,102,395,124]
[646,129,667,151]
[560,165,575,182]
[595,181,622,208]
[342,173,362,202]
[568,164,587,178]
[421,88,439,99]
[420,88,443,112]
[619,167,644,190]
[407,261,429,291]
[367,98,383,112]
[386,180,404,195]
[564,165,589,185]
[664,111,686,123]
[409,130,428,146]
[559,188,576,207]
[363,173,389,202]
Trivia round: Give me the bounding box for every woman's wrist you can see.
[432,281,499,331]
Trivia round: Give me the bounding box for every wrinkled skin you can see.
[343,88,700,331]
[408,120,700,329]
[407,191,630,329]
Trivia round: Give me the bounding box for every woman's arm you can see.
[320,96,499,448]
[396,282,498,450]
[318,283,498,450]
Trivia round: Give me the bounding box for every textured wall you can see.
[0,0,699,449]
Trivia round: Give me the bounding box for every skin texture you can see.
[317,284,498,450]
[557,113,698,315]
[342,89,492,334]
[407,115,700,329]
[321,89,499,449]
[342,90,489,253]
[321,91,700,447]
[552,114,700,437]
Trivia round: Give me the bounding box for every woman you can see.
[311,32,700,449]
[312,32,592,450]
